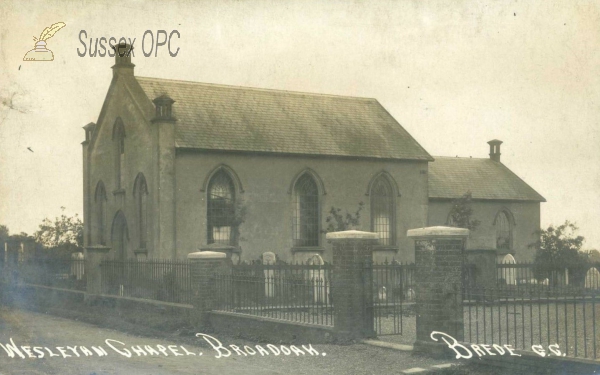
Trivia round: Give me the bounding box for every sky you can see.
[0,0,599,249]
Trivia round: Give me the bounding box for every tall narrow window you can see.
[113,119,125,189]
[207,171,236,245]
[94,181,107,245]
[496,211,511,250]
[111,211,129,261]
[293,174,319,247]
[134,174,148,249]
[370,176,394,246]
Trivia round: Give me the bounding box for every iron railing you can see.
[100,259,192,304]
[214,262,333,326]
[370,260,415,335]
[497,262,567,288]
[496,263,600,289]
[17,258,86,291]
[461,285,600,360]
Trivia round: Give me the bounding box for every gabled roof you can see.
[135,77,433,161]
[429,157,546,202]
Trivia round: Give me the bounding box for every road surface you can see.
[0,307,448,375]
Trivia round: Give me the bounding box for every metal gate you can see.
[369,260,415,336]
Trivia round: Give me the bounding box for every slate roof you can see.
[429,157,546,202]
[136,77,432,161]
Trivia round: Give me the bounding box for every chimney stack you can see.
[487,139,503,162]
[152,95,176,123]
[111,42,135,77]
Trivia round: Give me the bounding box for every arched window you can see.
[207,170,236,245]
[370,176,394,246]
[293,174,320,247]
[94,181,107,245]
[113,119,125,189]
[133,173,148,249]
[495,210,512,250]
[111,211,129,261]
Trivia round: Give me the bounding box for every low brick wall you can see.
[3,283,335,345]
[4,283,198,335]
[209,311,335,344]
[7,283,85,309]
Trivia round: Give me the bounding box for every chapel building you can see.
[82,46,544,263]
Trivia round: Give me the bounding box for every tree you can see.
[34,207,83,251]
[322,202,364,233]
[0,226,39,263]
[585,249,600,265]
[0,225,34,244]
[447,191,480,231]
[0,225,8,245]
[530,221,589,285]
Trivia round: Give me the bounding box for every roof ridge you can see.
[432,156,489,160]
[136,76,377,102]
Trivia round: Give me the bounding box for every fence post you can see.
[187,251,232,326]
[84,245,111,303]
[326,230,379,341]
[407,226,469,356]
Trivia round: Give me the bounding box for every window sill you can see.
[291,246,325,253]
[112,188,126,196]
[200,244,241,254]
[134,248,148,255]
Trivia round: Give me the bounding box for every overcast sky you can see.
[1,0,599,249]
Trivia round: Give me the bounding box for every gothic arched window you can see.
[495,210,512,250]
[134,173,148,249]
[207,171,236,245]
[370,176,394,246]
[94,181,107,245]
[111,210,129,261]
[113,119,125,189]
[293,174,320,247]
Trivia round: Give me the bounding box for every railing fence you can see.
[460,284,600,360]
[370,260,415,335]
[17,257,86,291]
[214,262,334,326]
[100,259,192,305]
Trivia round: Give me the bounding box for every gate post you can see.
[187,251,232,326]
[327,230,378,341]
[407,226,469,356]
[84,245,111,303]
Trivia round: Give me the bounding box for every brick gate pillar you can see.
[326,230,378,341]
[84,245,111,303]
[407,226,469,355]
[187,251,232,325]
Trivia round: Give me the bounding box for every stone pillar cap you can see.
[326,230,379,240]
[187,251,227,259]
[407,226,469,238]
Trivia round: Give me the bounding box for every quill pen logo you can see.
[23,22,66,61]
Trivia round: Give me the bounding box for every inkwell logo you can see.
[23,22,66,62]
